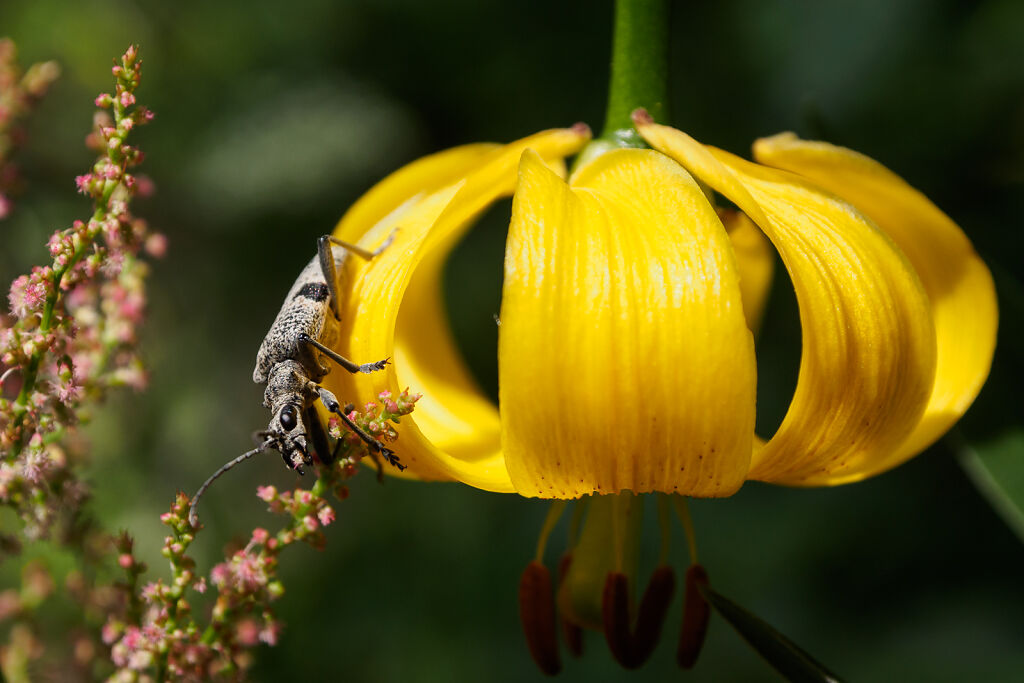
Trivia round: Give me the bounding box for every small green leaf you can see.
[956,428,1024,543]
[699,585,845,683]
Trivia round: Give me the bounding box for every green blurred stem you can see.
[11,190,118,454]
[600,0,670,146]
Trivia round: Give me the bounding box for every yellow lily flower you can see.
[320,114,996,670]
[323,116,995,494]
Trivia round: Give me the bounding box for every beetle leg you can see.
[315,385,405,471]
[317,232,397,320]
[297,333,388,375]
[305,405,334,465]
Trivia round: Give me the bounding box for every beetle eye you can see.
[280,405,298,431]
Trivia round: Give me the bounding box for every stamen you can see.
[519,561,561,676]
[557,554,584,658]
[631,565,676,667]
[601,572,634,668]
[677,563,711,669]
[602,566,677,669]
[672,495,699,563]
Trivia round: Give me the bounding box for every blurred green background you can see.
[2,0,1023,680]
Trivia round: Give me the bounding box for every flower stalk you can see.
[5,45,155,453]
[600,0,669,146]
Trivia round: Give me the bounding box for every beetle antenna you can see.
[189,439,274,528]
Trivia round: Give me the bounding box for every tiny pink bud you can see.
[303,515,318,532]
[118,554,134,569]
[251,528,269,545]
[317,506,335,526]
[144,232,167,258]
[135,174,156,198]
[101,621,121,645]
[256,485,278,502]
[297,490,314,505]
[236,619,260,647]
[260,622,282,646]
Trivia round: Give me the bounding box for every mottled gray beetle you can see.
[189,233,403,526]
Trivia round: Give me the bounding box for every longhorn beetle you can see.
[188,232,404,526]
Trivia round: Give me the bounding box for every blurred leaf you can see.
[699,585,845,683]
[957,429,1024,543]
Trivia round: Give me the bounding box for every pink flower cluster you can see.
[0,44,161,541]
[104,496,223,681]
[327,387,422,472]
[104,394,419,679]
[0,41,423,679]
[0,44,167,679]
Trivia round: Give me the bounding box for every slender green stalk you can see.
[600,0,670,146]
[534,500,568,563]
[656,494,672,565]
[673,495,699,564]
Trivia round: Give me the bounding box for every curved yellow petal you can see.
[499,148,756,499]
[333,143,501,243]
[753,134,997,480]
[324,127,591,491]
[721,209,775,335]
[636,120,936,485]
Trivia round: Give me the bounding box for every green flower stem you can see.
[10,170,119,450]
[600,0,670,146]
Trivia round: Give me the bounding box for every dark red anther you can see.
[519,561,561,676]
[601,572,636,668]
[630,565,676,667]
[677,563,711,669]
[557,554,583,658]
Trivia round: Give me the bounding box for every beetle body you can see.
[188,233,401,527]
